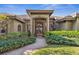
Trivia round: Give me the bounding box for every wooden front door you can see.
[35,22,43,36]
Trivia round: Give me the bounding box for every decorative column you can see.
[74,17,79,30]
[32,19,35,35]
[47,17,49,31]
[30,17,32,35]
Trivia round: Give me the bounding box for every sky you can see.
[0,4,79,16]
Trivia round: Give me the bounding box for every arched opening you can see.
[33,17,47,36]
[18,24,21,32]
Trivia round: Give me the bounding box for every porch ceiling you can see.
[26,10,54,16]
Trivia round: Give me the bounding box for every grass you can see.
[31,45,79,55]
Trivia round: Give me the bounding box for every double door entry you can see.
[35,22,43,36]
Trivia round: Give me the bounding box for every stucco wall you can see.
[13,20,24,32]
[8,19,24,33]
[73,17,79,30]
[64,21,73,30]
[25,20,30,32]
[7,20,14,32]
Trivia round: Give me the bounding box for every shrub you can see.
[0,32,36,54]
[6,32,28,39]
[47,31,79,38]
[0,35,7,40]
[44,31,79,46]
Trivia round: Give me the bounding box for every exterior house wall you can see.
[72,20,76,30]
[8,19,24,33]
[57,21,73,30]
[56,22,65,30]
[62,22,65,30]
[13,20,24,32]
[25,20,30,32]
[49,20,54,31]
[7,16,79,34]
[6,11,79,35]
[7,19,14,33]
[64,21,73,30]
[72,22,75,30]
[73,17,79,30]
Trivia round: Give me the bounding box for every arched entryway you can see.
[18,24,21,32]
[35,22,43,36]
[33,18,47,36]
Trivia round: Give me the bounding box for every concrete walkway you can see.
[1,37,47,55]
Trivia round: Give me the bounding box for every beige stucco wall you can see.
[32,19,35,35]
[49,20,54,30]
[60,22,65,30]
[64,21,73,30]
[73,17,79,30]
[7,20,14,32]
[58,21,73,30]
[25,20,30,32]
[57,22,65,30]
[8,19,24,33]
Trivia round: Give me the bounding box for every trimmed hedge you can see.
[0,32,36,54]
[44,31,79,46]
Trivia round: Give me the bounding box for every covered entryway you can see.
[35,18,46,36]
[27,10,53,36]
[35,22,43,36]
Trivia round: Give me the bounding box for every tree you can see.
[0,15,9,34]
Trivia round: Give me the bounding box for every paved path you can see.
[1,37,47,55]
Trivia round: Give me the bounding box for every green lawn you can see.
[31,45,79,55]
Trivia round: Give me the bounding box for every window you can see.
[1,29,5,33]
[18,24,21,32]
[49,24,53,31]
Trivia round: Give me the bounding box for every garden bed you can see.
[44,31,79,46]
[0,32,36,54]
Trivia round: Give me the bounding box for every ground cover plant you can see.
[0,32,36,54]
[44,31,79,46]
[46,31,79,38]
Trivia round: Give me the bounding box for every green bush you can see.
[31,47,79,55]
[44,31,79,46]
[0,35,7,40]
[6,32,28,39]
[47,31,79,38]
[0,32,36,54]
